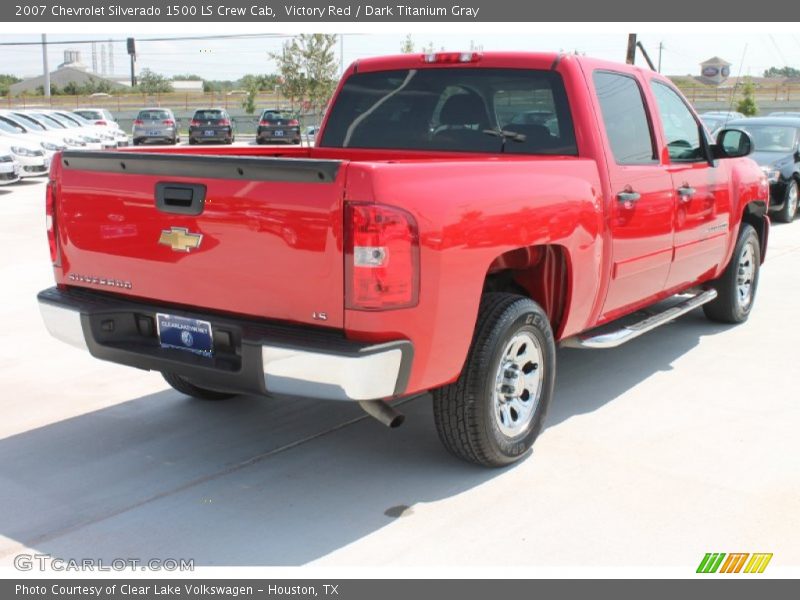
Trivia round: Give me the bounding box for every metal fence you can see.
[2,91,298,112]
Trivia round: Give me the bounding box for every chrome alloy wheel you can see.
[493,332,543,437]
[736,242,756,310]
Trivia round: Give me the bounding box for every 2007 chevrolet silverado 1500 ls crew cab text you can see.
[38,52,768,467]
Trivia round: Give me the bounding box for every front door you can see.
[592,70,676,319]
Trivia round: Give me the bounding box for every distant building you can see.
[698,57,732,85]
[171,80,204,93]
[9,50,125,96]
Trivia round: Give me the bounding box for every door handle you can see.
[616,191,641,203]
[677,185,696,201]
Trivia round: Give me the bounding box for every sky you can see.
[2,32,800,81]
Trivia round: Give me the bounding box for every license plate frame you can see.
[156,313,214,357]
[274,130,284,137]
[204,130,215,136]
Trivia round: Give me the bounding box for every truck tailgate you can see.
[55,151,347,328]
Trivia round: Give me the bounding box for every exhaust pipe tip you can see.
[359,400,405,428]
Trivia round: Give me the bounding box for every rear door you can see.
[591,70,676,319]
[647,80,732,289]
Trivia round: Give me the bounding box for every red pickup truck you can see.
[38,52,768,467]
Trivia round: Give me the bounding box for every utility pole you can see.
[42,34,50,99]
[339,34,344,76]
[625,34,637,65]
[658,41,663,73]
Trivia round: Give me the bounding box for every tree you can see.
[172,73,202,81]
[270,34,339,114]
[736,79,758,116]
[136,69,173,93]
[763,66,800,78]
[401,34,414,54]
[0,74,21,96]
[242,82,258,114]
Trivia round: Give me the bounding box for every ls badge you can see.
[158,227,203,252]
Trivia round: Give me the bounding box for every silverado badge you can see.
[158,227,203,252]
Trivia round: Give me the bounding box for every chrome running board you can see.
[561,289,718,349]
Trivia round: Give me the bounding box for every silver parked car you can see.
[132,108,179,145]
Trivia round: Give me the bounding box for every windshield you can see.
[74,110,102,120]
[737,125,798,153]
[34,113,72,129]
[56,112,88,126]
[0,118,24,134]
[10,114,46,131]
[319,68,577,155]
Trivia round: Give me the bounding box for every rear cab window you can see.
[319,67,577,155]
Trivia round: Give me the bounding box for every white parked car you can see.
[0,110,88,150]
[0,115,65,163]
[56,110,129,147]
[0,145,21,185]
[16,110,114,150]
[0,134,49,177]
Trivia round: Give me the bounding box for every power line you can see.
[0,33,295,47]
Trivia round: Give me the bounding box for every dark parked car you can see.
[132,108,178,145]
[726,117,800,222]
[189,108,235,145]
[256,109,300,144]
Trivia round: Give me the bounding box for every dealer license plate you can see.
[157,313,213,357]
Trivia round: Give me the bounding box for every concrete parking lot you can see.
[0,173,798,570]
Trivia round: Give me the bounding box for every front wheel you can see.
[162,372,238,401]
[703,223,761,323]
[432,293,556,467]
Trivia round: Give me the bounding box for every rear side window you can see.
[138,110,170,120]
[194,110,224,120]
[593,71,656,164]
[319,68,577,155]
[75,110,102,120]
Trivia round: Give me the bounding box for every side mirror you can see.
[713,128,752,159]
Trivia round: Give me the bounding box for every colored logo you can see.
[180,330,194,347]
[158,227,203,252]
[697,552,773,574]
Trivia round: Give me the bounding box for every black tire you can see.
[432,293,556,467]
[188,138,197,145]
[132,139,140,146]
[255,138,264,145]
[775,179,798,223]
[162,372,238,401]
[703,223,761,323]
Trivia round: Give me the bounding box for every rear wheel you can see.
[703,223,761,323]
[432,293,556,467]
[188,138,197,145]
[775,179,798,223]
[162,372,238,401]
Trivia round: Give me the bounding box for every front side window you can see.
[320,68,577,155]
[650,81,705,162]
[593,71,656,165]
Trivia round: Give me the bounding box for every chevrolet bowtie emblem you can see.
[158,227,203,252]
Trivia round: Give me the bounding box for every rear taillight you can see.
[259,120,272,126]
[219,119,231,126]
[133,119,143,126]
[163,119,175,126]
[46,176,59,265]
[190,119,200,126]
[95,120,107,126]
[345,203,419,310]
[288,119,299,126]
